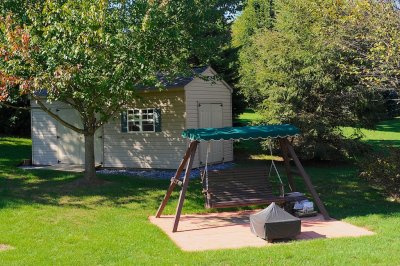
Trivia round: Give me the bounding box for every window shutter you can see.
[154,108,162,132]
[121,111,128,133]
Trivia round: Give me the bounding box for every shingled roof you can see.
[144,66,209,90]
[34,66,209,96]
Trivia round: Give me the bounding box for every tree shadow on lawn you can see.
[298,166,400,220]
[374,117,400,133]
[0,163,399,221]
[363,139,400,149]
[0,167,185,213]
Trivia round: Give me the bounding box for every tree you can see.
[0,0,237,181]
[338,0,400,94]
[232,0,275,48]
[232,0,383,159]
[0,0,44,136]
[187,0,246,119]
[328,0,400,121]
[0,0,45,20]
[231,0,277,108]
[0,95,30,137]
[211,45,247,120]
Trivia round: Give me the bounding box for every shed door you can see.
[56,108,103,165]
[199,103,224,164]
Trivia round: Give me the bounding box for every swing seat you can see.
[202,167,286,209]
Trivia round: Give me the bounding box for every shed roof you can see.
[143,66,232,93]
[34,66,224,96]
[154,66,208,89]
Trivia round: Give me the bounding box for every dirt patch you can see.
[0,244,14,251]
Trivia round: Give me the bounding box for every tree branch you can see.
[62,97,83,113]
[31,94,86,134]
[0,102,30,110]
[95,103,124,130]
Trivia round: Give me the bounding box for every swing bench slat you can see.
[203,167,285,209]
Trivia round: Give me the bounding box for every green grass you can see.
[234,110,265,159]
[0,134,400,265]
[342,117,400,148]
[237,109,400,157]
[236,108,263,125]
[238,108,400,148]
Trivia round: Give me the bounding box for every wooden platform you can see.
[149,211,374,251]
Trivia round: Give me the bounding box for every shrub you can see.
[359,148,400,200]
[0,97,30,137]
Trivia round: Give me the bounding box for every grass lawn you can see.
[236,109,400,161]
[342,117,400,148]
[238,109,400,149]
[1,120,400,264]
[237,108,263,125]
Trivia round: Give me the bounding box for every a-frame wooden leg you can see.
[172,141,198,232]
[283,139,330,220]
[156,141,197,218]
[279,138,296,192]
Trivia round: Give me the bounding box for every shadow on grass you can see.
[1,137,399,221]
[0,137,191,213]
[364,139,400,148]
[0,168,176,211]
[1,162,399,221]
[294,166,400,220]
[375,117,400,132]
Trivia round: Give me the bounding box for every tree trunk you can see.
[84,133,96,181]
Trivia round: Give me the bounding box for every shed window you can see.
[127,108,155,132]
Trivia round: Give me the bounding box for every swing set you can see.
[156,124,330,232]
[201,139,286,209]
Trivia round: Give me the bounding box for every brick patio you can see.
[149,210,374,251]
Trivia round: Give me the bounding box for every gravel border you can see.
[97,162,235,179]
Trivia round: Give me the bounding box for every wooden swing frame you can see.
[156,138,330,232]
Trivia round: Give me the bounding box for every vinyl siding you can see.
[103,90,186,169]
[184,67,234,167]
[31,100,64,165]
[31,100,104,165]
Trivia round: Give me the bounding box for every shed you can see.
[30,66,233,169]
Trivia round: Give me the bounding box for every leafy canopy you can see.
[0,0,234,133]
[232,0,394,159]
[0,0,239,180]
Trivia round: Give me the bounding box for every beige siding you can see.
[184,67,234,167]
[31,100,104,165]
[31,100,64,165]
[103,90,187,169]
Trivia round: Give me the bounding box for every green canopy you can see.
[182,124,300,141]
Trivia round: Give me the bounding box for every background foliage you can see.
[233,0,400,159]
[0,0,244,135]
[0,0,243,179]
[360,148,400,200]
[0,97,30,136]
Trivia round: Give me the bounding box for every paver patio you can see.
[149,210,374,251]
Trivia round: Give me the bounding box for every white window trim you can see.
[127,108,156,133]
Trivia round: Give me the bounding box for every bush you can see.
[359,148,400,200]
[0,97,30,137]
